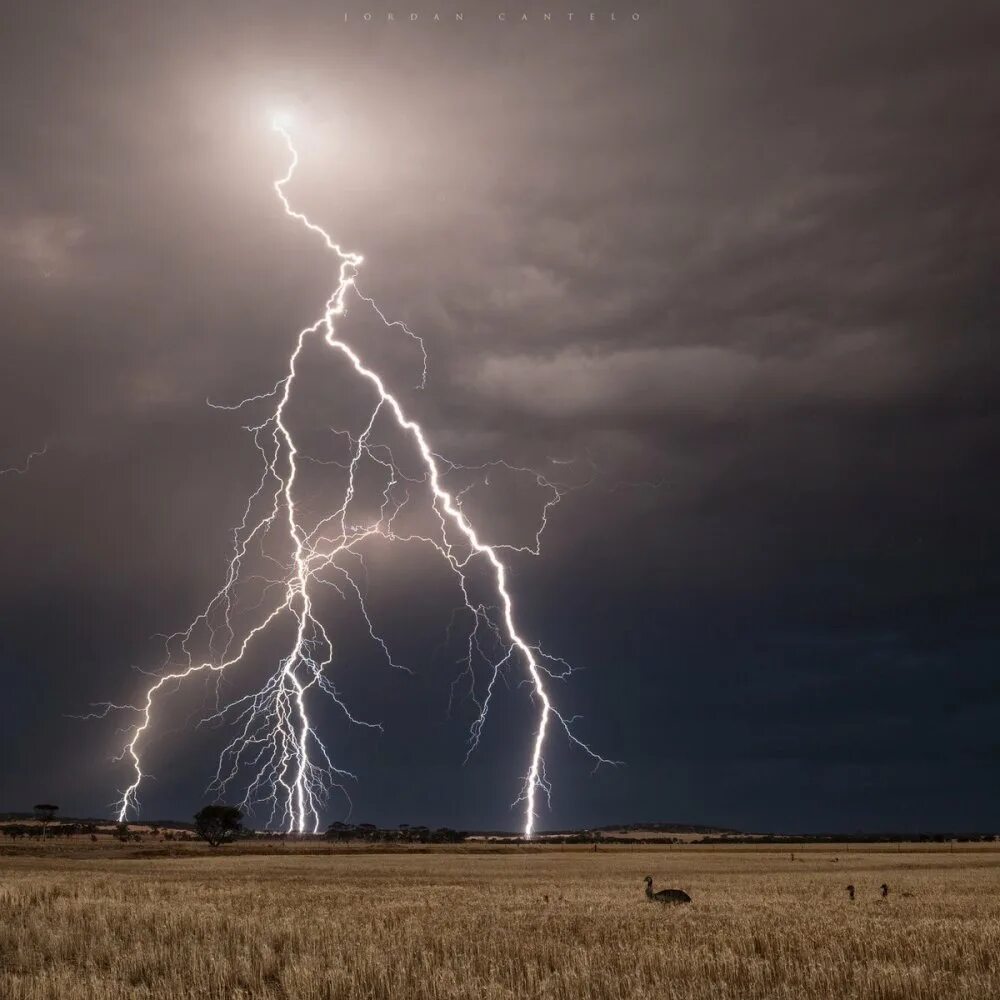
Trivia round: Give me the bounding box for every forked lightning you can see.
[104,119,614,837]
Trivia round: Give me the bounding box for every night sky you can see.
[1,1,997,833]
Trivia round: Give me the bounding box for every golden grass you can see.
[1,843,998,999]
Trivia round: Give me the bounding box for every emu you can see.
[644,876,691,904]
[846,884,855,901]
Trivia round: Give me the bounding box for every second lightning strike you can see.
[106,116,616,838]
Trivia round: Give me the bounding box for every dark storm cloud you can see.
[1,0,997,831]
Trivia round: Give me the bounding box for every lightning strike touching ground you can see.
[105,120,615,837]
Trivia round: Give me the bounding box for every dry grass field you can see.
[1,841,998,999]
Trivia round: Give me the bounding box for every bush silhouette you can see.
[194,805,244,847]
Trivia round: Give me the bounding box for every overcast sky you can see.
[1,0,997,832]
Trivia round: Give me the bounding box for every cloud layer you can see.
[0,0,997,831]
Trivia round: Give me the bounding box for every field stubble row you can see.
[1,845,997,999]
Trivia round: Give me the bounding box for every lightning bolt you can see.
[106,119,615,837]
[0,442,48,477]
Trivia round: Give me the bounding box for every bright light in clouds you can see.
[97,117,616,837]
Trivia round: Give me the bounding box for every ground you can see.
[1,840,998,999]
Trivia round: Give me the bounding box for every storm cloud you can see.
[0,0,997,832]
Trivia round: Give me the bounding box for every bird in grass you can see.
[846,884,855,901]
[644,876,691,904]
[880,883,889,899]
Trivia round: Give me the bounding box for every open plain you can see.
[1,840,998,999]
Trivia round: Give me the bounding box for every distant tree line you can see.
[325,822,468,844]
[690,832,1000,845]
[7,804,993,848]
[0,821,203,842]
[595,822,742,836]
[485,830,1000,846]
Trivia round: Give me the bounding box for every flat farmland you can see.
[1,842,998,999]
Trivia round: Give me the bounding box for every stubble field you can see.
[1,841,998,999]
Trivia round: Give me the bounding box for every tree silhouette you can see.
[194,805,243,847]
[33,803,58,837]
